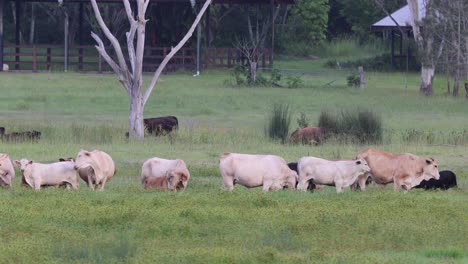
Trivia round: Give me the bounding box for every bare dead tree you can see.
[234,37,262,84]
[90,0,212,138]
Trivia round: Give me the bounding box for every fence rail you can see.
[2,45,273,72]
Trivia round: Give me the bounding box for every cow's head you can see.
[14,159,33,175]
[166,169,189,192]
[422,158,440,180]
[74,150,94,171]
[285,170,298,190]
[355,158,371,175]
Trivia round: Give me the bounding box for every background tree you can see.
[90,0,212,138]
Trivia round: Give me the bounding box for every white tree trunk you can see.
[420,66,435,96]
[129,90,145,138]
[250,61,257,84]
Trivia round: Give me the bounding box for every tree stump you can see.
[358,66,365,90]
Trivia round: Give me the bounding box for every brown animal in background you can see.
[289,127,326,145]
[141,157,190,192]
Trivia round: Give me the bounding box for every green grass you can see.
[0,64,467,263]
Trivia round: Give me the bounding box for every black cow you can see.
[288,162,316,191]
[144,116,178,135]
[1,129,41,142]
[415,170,458,190]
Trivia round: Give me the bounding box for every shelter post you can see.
[15,0,20,70]
[0,0,4,72]
[391,30,395,68]
[205,4,210,47]
[78,2,84,70]
[270,0,274,66]
[64,11,69,72]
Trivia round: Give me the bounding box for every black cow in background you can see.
[288,162,317,191]
[415,170,458,190]
[144,116,178,135]
[126,116,179,137]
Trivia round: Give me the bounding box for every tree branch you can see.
[90,0,130,81]
[143,0,213,105]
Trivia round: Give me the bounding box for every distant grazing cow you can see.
[288,162,322,191]
[14,159,79,190]
[0,153,15,188]
[74,149,115,191]
[289,127,326,145]
[1,129,41,142]
[414,170,457,190]
[141,157,190,191]
[220,153,297,191]
[297,157,371,193]
[2,64,8,72]
[355,148,440,192]
[144,116,178,135]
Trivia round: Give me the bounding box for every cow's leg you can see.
[33,181,41,191]
[393,178,402,192]
[98,177,108,191]
[356,174,368,191]
[335,181,344,193]
[221,174,235,191]
[262,182,272,192]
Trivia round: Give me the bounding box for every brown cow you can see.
[355,148,440,192]
[289,127,326,145]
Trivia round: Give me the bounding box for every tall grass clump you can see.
[265,103,292,143]
[318,109,382,144]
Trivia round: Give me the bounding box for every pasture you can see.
[0,64,467,263]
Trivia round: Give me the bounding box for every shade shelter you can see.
[371,0,425,68]
[0,0,296,72]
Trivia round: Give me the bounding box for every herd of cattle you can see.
[0,147,458,192]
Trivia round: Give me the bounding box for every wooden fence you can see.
[2,45,273,72]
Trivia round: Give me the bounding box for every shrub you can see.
[266,103,292,143]
[346,73,360,87]
[318,109,382,144]
[297,112,309,128]
[286,75,305,88]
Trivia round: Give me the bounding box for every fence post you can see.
[79,47,83,71]
[98,53,102,74]
[262,49,266,68]
[227,49,232,68]
[47,47,51,70]
[358,66,365,90]
[32,45,37,72]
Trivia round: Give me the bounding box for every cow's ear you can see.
[84,152,90,156]
[430,157,435,161]
[28,160,33,164]
[426,159,432,164]
[59,158,65,162]
[180,173,188,181]
[356,160,361,165]
[14,160,19,165]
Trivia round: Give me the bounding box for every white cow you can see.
[141,157,190,191]
[14,159,79,190]
[74,149,115,191]
[0,153,15,188]
[297,157,371,193]
[219,153,297,192]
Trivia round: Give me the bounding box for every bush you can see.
[297,112,309,128]
[346,73,360,87]
[325,53,421,72]
[266,103,292,143]
[318,109,382,144]
[286,75,305,88]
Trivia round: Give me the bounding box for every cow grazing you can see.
[0,153,15,188]
[1,129,41,142]
[144,116,178,135]
[220,153,297,192]
[141,157,190,191]
[2,64,8,72]
[288,162,322,191]
[355,148,440,192]
[74,150,116,191]
[14,159,79,190]
[289,127,326,145]
[414,170,457,190]
[297,157,371,193]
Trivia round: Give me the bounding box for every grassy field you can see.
[0,61,467,263]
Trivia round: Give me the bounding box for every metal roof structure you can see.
[372,0,425,31]
[5,0,296,4]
